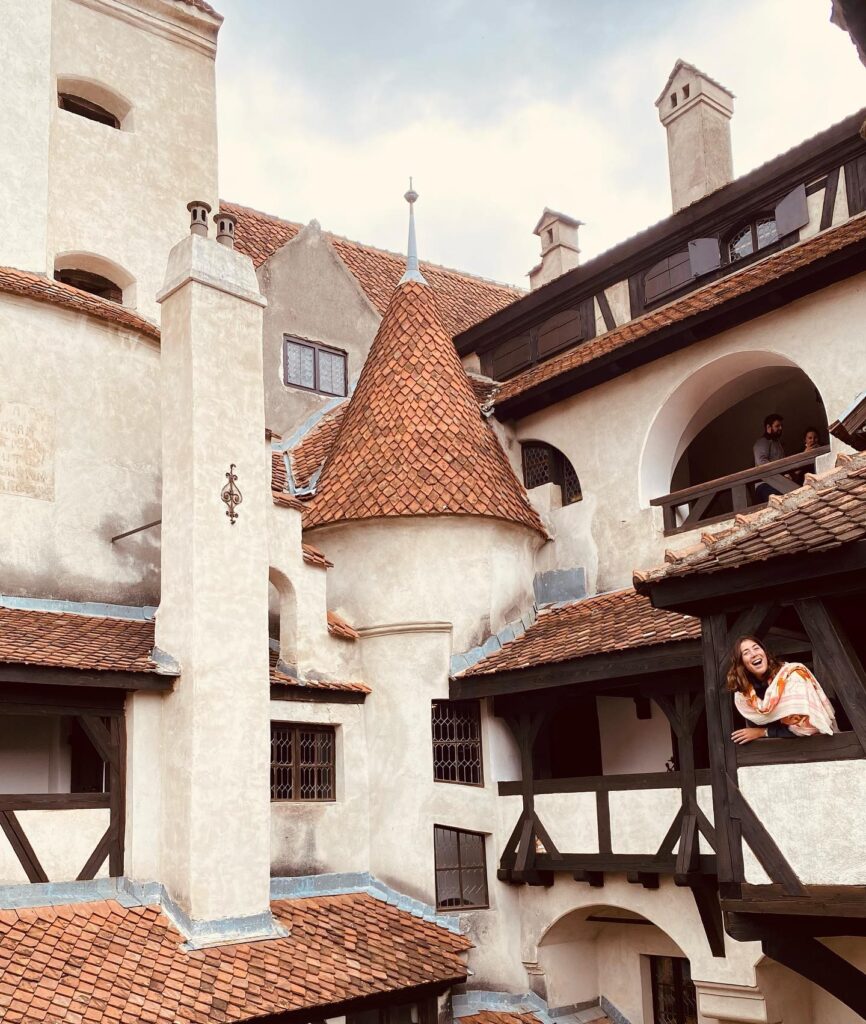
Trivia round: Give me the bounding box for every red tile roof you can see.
[0,894,468,1024]
[303,280,546,536]
[269,648,369,694]
[458,1014,546,1024]
[634,452,866,585]
[303,542,334,569]
[328,610,359,641]
[222,201,522,337]
[460,588,699,677]
[291,405,348,490]
[0,266,159,340]
[0,607,159,673]
[494,214,866,408]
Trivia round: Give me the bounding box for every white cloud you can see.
[216,0,865,286]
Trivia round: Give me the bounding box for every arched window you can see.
[521,441,582,505]
[53,253,134,307]
[726,216,779,263]
[56,76,131,131]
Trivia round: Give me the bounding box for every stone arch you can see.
[639,350,828,507]
[268,566,298,670]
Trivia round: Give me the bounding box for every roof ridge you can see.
[221,198,523,293]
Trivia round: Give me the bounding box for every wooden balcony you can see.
[651,445,830,536]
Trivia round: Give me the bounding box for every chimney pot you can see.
[187,200,212,237]
[215,212,237,248]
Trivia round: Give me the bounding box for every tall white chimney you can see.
[154,206,276,945]
[529,208,582,290]
[656,61,735,213]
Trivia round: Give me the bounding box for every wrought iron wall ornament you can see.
[221,464,243,524]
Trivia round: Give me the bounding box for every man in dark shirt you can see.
[753,412,785,503]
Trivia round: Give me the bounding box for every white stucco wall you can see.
[598,697,674,775]
[510,272,866,590]
[0,293,161,603]
[47,0,219,320]
[0,808,110,884]
[308,517,542,653]
[258,223,381,439]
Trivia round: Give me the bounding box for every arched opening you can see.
[56,76,132,130]
[53,252,135,307]
[537,905,698,1024]
[521,440,582,506]
[641,352,828,532]
[269,568,298,671]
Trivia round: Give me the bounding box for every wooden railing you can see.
[651,446,830,536]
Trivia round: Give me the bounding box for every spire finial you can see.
[400,178,427,285]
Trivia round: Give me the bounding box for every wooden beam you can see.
[0,664,174,692]
[728,781,806,897]
[77,824,113,882]
[78,715,115,767]
[761,932,866,1019]
[0,810,48,883]
[795,598,866,751]
[724,883,866,918]
[596,790,611,854]
[573,870,605,887]
[736,731,864,766]
[535,852,716,875]
[498,770,711,797]
[109,714,126,877]
[691,878,726,957]
[0,793,109,811]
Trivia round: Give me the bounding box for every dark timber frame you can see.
[0,663,169,885]
[639,539,866,1017]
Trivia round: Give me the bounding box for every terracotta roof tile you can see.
[634,452,866,585]
[327,610,359,641]
[458,1013,546,1024]
[269,648,369,694]
[494,214,866,407]
[0,266,159,340]
[222,201,522,337]
[460,588,699,677]
[302,543,334,569]
[303,280,546,536]
[290,405,348,489]
[0,894,468,1024]
[0,607,158,673]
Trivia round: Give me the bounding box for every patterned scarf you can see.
[734,662,838,736]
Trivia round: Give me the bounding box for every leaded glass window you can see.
[432,700,483,786]
[521,442,582,506]
[270,722,335,801]
[727,216,779,264]
[649,956,698,1024]
[433,825,488,910]
[283,336,347,396]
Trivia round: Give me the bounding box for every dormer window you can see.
[283,337,348,396]
[56,77,131,131]
[727,216,779,263]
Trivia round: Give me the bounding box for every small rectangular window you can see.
[432,700,483,786]
[283,336,348,396]
[434,825,488,910]
[270,722,335,801]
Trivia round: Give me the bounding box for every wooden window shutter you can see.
[687,237,721,278]
[537,308,583,358]
[491,333,532,379]
[645,249,693,303]
[844,154,866,216]
[774,183,809,235]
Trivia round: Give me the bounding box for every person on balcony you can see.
[789,426,822,486]
[753,412,785,503]
[728,636,838,743]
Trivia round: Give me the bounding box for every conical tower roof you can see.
[303,277,546,535]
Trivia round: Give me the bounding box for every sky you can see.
[214,0,865,287]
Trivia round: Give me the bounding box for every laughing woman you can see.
[727,635,839,744]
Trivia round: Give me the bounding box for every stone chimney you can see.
[528,208,583,290]
[656,61,735,213]
[154,207,276,945]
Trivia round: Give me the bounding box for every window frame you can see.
[283,335,348,397]
[724,214,779,265]
[521,442,582,505]
[270,721,337,803]
[433,824,489,911]
[431,699,484,787]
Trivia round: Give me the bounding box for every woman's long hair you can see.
[725,635,785,693]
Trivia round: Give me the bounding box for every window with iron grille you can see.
[284,336,347,396]
[270,722,335,801]
[521,442,582,505]
[432,700,483,786]
[433,825,488,910]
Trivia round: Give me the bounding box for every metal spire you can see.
[399,178,427,285]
